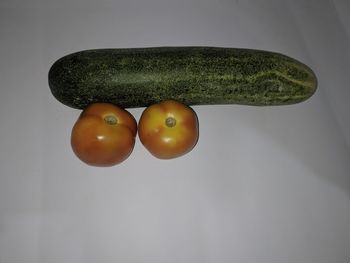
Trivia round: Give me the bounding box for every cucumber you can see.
[48,46,317,109]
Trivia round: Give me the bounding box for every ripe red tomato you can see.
[138,100,199,159]
[71,103,137,167]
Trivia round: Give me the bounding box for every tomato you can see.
[71,103,137,167]
[138,100,199,159]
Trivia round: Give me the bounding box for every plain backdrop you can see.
[1,0,350,263]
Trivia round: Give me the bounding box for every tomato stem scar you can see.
[165,117,176,127]
[104,115,118,125]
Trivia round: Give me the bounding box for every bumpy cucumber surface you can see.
[48,47,317,109]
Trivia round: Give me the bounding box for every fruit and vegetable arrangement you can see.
[48,46,317,166]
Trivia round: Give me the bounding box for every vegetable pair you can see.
[71,100,199,167]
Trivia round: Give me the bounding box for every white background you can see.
[1,0,350,262]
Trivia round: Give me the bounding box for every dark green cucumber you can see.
[48,46,317,109]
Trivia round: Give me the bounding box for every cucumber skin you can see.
[48,47,317,109]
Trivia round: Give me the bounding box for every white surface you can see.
[1,0,350,262]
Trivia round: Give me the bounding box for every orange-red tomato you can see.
[71,103,137,167]
[138,100,199,159]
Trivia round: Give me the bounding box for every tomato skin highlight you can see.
[138,100,199,159]
[71,103,137,167]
